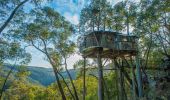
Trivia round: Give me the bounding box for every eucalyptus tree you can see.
[21,6,76,100]
[55,38,80,100]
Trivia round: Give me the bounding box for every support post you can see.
[97,48,104,100]
[112,60,119,100]
[135,54,143,97]
[114,59,123,100]
[115,70,119,100]
[122,60,127,100]
[119,60,124,100]
[129,57,136,100]
[83,57,86,100]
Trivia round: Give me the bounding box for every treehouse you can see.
[78,31,138,58]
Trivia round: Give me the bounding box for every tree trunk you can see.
[58,72,75,99]
[126,14,130,35]
[144,32,152,69]
[64,57,79,100]
[46,55,66,100]
[97,48,104,100]
[103,77,110,100]
[83,57,86,100]
[135,54,143,97]
[53,68,66,100]
[40,38,66,100]
[0,66,14,99]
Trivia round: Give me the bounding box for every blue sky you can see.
[26,0,126,69]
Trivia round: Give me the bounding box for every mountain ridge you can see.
[1,65,76,86]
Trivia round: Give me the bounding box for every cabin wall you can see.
[79,32,137,54]
[100,34,115,49]
[115,35,137,51]
[80,33,116,50]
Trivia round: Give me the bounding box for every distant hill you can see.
[27,66,76,86]
[1,65,76,86]
[1,64,113,86]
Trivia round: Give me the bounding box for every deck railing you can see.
[79,36,98,52]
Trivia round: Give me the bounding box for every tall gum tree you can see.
[20,6,77,100]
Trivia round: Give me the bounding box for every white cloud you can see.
[64,12,79,25]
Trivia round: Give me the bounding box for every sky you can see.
[26,0,125,69]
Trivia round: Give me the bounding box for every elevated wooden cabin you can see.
[78,31,138,58]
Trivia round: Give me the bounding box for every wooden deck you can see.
[81,47,137,58]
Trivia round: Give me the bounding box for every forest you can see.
[0,0,170,100]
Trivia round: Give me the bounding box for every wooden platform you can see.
[81,47,137,58]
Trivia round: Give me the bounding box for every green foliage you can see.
[80,0,113,32]
[3,80,44,100]
[0,40,31,65]
[104,72,119,99]
[73,76,98,99]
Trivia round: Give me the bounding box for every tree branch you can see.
[0,0,29,34]
[58,72,75,100]
[31,40,45,54]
